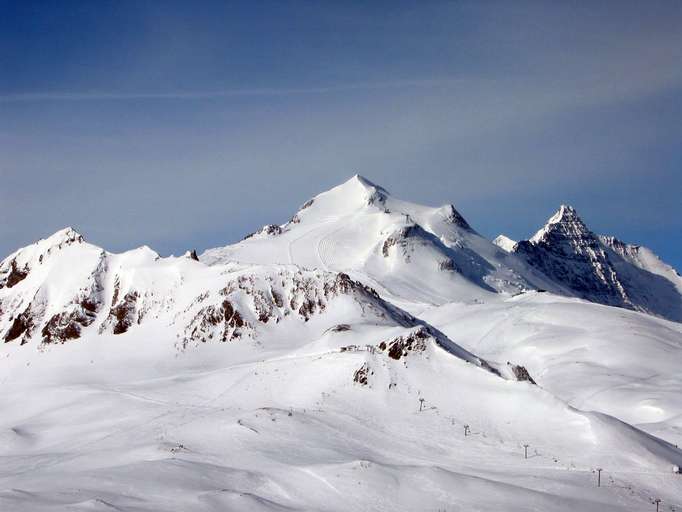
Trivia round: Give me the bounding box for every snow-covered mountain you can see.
[510,205,682,321]
[0,226,494,371]
[2,177,682,512]
[202,175,560,309]
[203,176,682,322]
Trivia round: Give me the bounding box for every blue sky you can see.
[1,1,681,269]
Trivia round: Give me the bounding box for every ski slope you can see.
[2,311,682,512]
[2,176,682,511]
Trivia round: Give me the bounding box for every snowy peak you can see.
[513,205,682,321]
[493,235,517,252]
[439,204,473,232]
[549,204,580,224]
[529,205,592,244]
[347,173,385,192]
[290,174,389,222]
[202,175,547,302]
[43,226,84,247]
[0,227,88,290]
[600,235,682,295]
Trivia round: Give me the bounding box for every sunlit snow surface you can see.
[2,177,682,511]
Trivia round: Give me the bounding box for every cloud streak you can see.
[0,79,466,103]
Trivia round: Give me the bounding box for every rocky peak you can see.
[529,205,592,245]
[441,204,473,231]
[599,235,639,258]
[43,227,85,247]
[0,227,87,290]
[512,204,634,307]
[514,205,658,315]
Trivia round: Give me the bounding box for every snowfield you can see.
[1,176,682,511]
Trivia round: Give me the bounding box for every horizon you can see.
[3,173,678,273]
[2,1,681,269]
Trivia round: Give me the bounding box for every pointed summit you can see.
[545,204,584,228]
[0,227,90,291]
[290,174,390,222]
[513,205,682,320]
[338,174,389,199]
[43,227,85,247]
[440,204,473,232]
[348,173,377,188]
[530,204,591,245]
[1,227,86,268]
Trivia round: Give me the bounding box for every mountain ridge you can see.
[512,204,682,321]
[2,176,682,511]
[203,176,681,321]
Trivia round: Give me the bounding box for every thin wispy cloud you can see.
[0,79,465,103]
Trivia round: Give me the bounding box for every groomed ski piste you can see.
[1,176,682,511]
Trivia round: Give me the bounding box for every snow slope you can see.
[2,177,682,511]
[421,291,682,445]
[493,234,518,252]
[600,235,682,296]
[2,288,682,511]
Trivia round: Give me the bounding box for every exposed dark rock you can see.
[81,297,98,313]
[184,298,249,346]
[2,260,29,289]
[189,250,199,261]
[508,363,536,385]
[378,327,429,360]
[4,305,35,344]
[367,189,387,207]
[271,288,284,308]
[111,278,121,306]
[331,324,351,332]
[438,259,456,272]
[178,268,414,349]
[222,300,245,329]
[41,294,100,344]
[42,312,82,343]
[382,225,418,257]
[442,204,473,231]
[243,224,283,240]
[513,205,682,321]
[514,209,629,307]
[354,363,370,386]
[110,292,139,335]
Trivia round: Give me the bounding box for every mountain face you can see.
[600,235,682,293]
[202,175,559,307]
[3,177,682,512]
[0,223,501,379]
[2,181,679,346]
[512,205,682,321]
[203,177,682,321]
